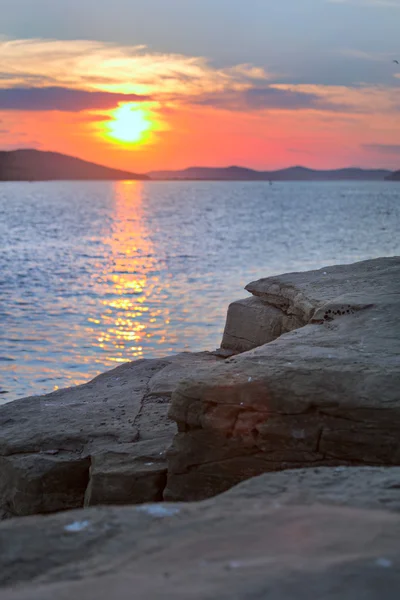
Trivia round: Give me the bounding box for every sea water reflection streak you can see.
[92,181,171,363]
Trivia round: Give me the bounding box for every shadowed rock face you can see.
[0,353,222,519]
[165,257,400,502]
[0,467,400,600]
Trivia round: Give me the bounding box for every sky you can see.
[0,0,399,172]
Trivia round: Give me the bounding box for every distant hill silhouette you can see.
[0,149,148,181]
[1,151,393,182]
[386,170,400,181]
[148,165,392,181]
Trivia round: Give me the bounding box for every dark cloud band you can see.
[192,86,352,112]
[0,87,151,111]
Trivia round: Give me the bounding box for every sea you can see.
[1,180,399,403]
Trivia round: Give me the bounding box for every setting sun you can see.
[105,103,153,144]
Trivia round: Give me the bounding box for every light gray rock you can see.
[0,352,221,519]
[245,258,391,323]
[1,467,400,599]
[166,258,400,501]
[221,256,398,353]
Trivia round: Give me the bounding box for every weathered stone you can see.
[223,466,400,511]
[222,257,399,354]
[221,296,304,353]
[0,352,221,519]
[83,438,171,507]
[1,467,400,599]
[165,258,400,501]
[221,297,304,352]
[245,258,391,322]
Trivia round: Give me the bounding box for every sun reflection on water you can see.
[92,181,169,363]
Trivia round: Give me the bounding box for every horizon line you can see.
[1,148,396,174]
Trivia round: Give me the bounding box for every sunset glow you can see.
[0,0,399,172]
[103,103,154,145]
[95,181,173,362]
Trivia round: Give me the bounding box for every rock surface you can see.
[0,352,221,519]
[221,296,304,353]
[166,257,400,501]
[1,467,400,599]
[2,257,400,518]
[222,255,398,353]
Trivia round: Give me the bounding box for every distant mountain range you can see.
[148,165,394,181]
[0,149,148,181]
[0,149,397,182]
[386,170,400,181]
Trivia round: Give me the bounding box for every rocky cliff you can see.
[166,257,400,500]
[1,257,399,517]
[0,352,221,518]
[1,256,400,598]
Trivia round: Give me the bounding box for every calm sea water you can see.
[1,180,399,402]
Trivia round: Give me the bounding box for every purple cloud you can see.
[192,85,352,112]
[0,87,151,111]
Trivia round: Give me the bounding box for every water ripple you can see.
[1,180,399,402]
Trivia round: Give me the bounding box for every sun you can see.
[105,103,153,145]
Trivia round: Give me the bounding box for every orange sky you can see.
[1,39,399,172]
